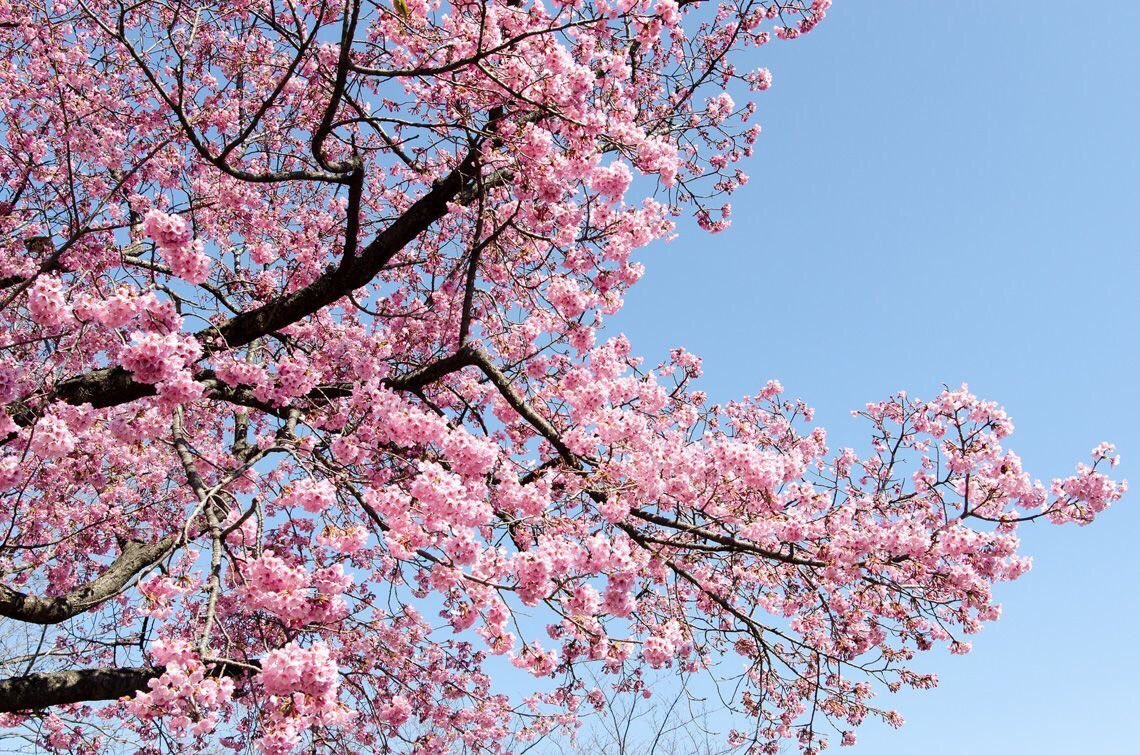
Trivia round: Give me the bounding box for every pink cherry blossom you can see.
[0,2,1124,754]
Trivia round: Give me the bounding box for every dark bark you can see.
[0,661,255,713]
[0,537,176,624]
[198,152,479,356]
[0,348,490,625]
[54,366,157,408]
[0,667,159,712]
[8,152,491,425]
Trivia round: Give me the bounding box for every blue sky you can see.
[611,1,1140,752]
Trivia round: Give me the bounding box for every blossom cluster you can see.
[142,210,210,284]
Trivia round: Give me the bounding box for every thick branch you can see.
[0,667,158,712]
[0,536,176,625]
[199,153,483,356]
[13,154,505,421]
[10,346,488,432]
[52,366,155,410]
[0,661,254,713]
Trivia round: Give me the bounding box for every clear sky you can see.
[609,1,1140,753]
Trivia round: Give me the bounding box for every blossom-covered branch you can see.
[0,0,1123,753]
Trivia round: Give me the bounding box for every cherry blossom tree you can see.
[0,0,1125,752]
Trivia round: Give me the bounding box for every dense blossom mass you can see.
[0,0,1125,752]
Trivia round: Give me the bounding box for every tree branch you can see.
[198,151,488,356]
[0,536,176,625]
[467,345,576,464]
[0,660,254,713]
[9,151,508,423]
[628,508,826,567]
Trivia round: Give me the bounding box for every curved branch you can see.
[0,536,176,625]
